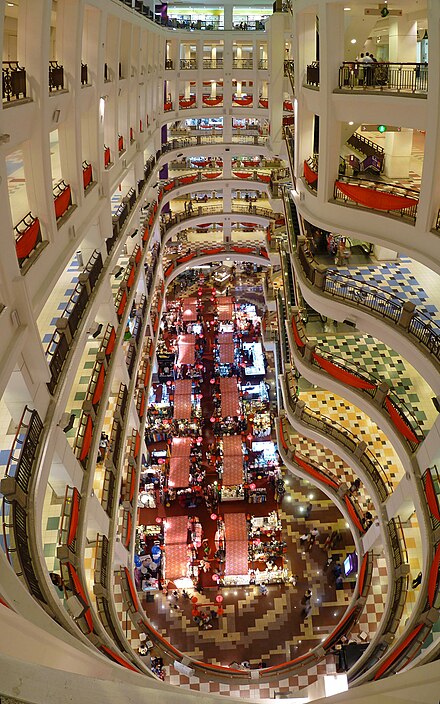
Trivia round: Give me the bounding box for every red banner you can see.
[202,171,222,179]
[144,361,151,387]
[118,136,124,152]
[344,495,365,533]
[294,454,338,489]
[257,173,270,183]
[179,174,198,185]
[67,488,80,547]
[100,645,138,672]
[283,100,293,111]
[233,171,252,179]
[164,101,173,111]
[104,147,110,167]
[164,181,175,192]
[79,415,93,463]
[312,353,377,391]
[67,563,94,632]
[374,624,424,680]
[259,98,268,108]
[428,542,440,607]
[384,397,421,444]
[82,164,92,190]
[127,265,135,289]
[125,512,132,547]
[92,364,105,407]
[177,252,196,264]
[106,327,116,357]
[16,218,41,260]
[304,160,318,185]
[202,95,223,106]
[54,186,72,219]
[358,552,369,596]
[179,97,196,109]
[335,180,418,212]
[424,470,440,521]
[164,263,174,278]
[124,566,140,610]
[291,316,306,349]
[117,290,127,318]
[279,418,288,451]
[233,95,253,106]
[138,389,145,418]
[200,247,223,256]
[232,246,253,254]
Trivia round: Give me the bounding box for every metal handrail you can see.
[338,61,428,93]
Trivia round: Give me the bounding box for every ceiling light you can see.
[344,7,351,10]
[348,121,354,125]
[350,39,357,44]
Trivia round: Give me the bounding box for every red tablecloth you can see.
[224,513,248,576]
[222,435,243,457]
[220,377,240,417]
[225,540,248,576]
[174,394,192,419]
[166,515,188,544]
[165,544,189,580]
[177,333,196,366]
[218,332,235,364]
[223,455,244,486]
[171,437,192,457]
[182,298,198,321]
[224,512,247,542]
[174,379,192,396]
[169,456,189,487]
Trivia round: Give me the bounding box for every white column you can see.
[383,129,413,179]
[267,12,285,154]
[224,5,233,31]
[388,17,417,63]
[316,1,344,204]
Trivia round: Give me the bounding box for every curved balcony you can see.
[333,177,419,223]
[337,62,428,97]
[287,309,425,456]
[14,212,44,271]
[283,194,440,389]
[2,61,27,103]
[280,370,393,503]
[45,250,104,395]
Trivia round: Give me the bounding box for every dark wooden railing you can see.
[81,62,88,85]
[306,62,319,87]
[203,58,224,69]
[46,250,103,394]
[180,58,197,70]
[233,58,253,69]
[49,61,64,91]
[14,212,43,268]
[2,61,27,102]
[334,177,419,222]
[338,61,428,94]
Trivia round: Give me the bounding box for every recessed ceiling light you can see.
[348,121,354,125]
[350,38,357,44]
[344,6,351,10]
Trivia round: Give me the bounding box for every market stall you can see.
[181,297,198,322]
[218,332,236,364]
[217,295,235,322]
[220,377,241,417]
[242,341,265,377]
[177,333,196,366]
[173,379,193,419]
[224,513,248,577]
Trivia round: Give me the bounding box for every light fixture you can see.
[350,39,357,44]
[348,121,354,126]
[344,6,351,10]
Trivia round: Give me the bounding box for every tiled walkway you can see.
[37,255,81,346]
[312,333,437,431]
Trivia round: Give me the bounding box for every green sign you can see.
[377,124,387,133]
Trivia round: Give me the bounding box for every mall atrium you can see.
[0,1,439,703]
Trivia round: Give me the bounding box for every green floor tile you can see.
[46,516,60,530]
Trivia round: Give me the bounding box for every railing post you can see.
[354,440,367,459]
[96,350,107,371]
[304,340,316,363]
[397,300,416,330]
[313,264,327,290]
[0,476,28,508]
[337,482,349,498]
[294,398,305,419]
[55,317,72,345]
[78,271,92,297]
[82,399,96,420]
[374,380,390,407]
[395,563,410,580]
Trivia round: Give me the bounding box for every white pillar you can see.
[388,17,417,63]
[383,129,413,180]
